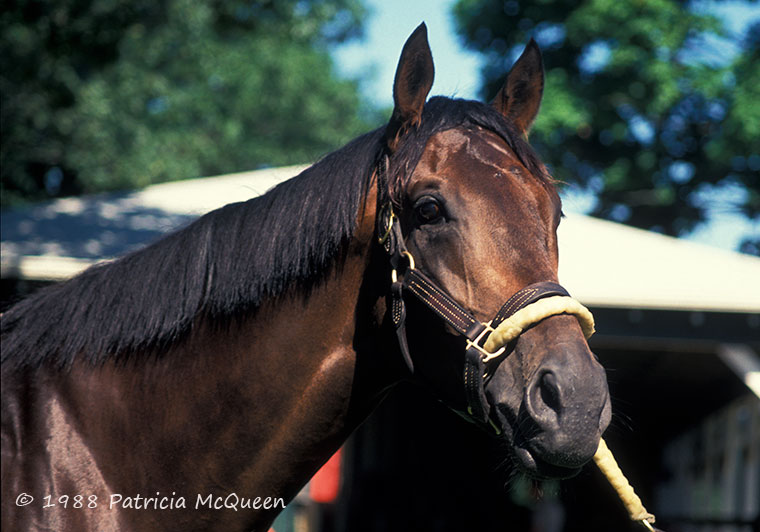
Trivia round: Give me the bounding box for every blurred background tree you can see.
[1,0,371,205]
[454,0,759,254]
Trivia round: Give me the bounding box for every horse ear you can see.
[385,23,434,151]
[490,39,544,137]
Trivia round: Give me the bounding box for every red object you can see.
[309,448,342,503]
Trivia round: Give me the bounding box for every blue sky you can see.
[331,0,760,252]
[332,0,482,107]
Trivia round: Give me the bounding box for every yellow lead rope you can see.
[594,438,657,530]
[481,296,659,530]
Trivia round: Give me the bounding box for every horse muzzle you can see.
[492,332,612,479]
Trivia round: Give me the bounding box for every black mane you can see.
[1,97,550,369]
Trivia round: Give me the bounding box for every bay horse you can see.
[1,24,610,531]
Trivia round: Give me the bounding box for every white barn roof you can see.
[2,166,759,314]
[557,215,760,313]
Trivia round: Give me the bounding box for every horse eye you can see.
[415,198,443,224]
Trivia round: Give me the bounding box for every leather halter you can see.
[375,155,577,431]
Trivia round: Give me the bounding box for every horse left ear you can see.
[385,23,435,151]
[490,39,544,137]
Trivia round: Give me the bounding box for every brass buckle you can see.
[378,204,396,245]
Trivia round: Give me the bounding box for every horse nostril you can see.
[524,369,564,432]
[539,371,562,414]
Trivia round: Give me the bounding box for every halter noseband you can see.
[375,155,595,431]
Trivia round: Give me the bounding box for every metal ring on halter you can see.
[401,250,415,270]
[390,251,416,283]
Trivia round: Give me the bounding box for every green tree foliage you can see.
[453,0,759,252]
[1,0,370,204]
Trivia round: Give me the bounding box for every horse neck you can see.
[40,203,398,528]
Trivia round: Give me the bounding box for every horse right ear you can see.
[490,39,544,137]
[385,23,435,151]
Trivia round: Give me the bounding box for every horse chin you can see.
[491,406,584,480]
[511,445,582,480]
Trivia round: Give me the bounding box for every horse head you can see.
[379,24,611,480]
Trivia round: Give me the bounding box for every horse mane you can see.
[0,130,384,369]
[0,97,551,369]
